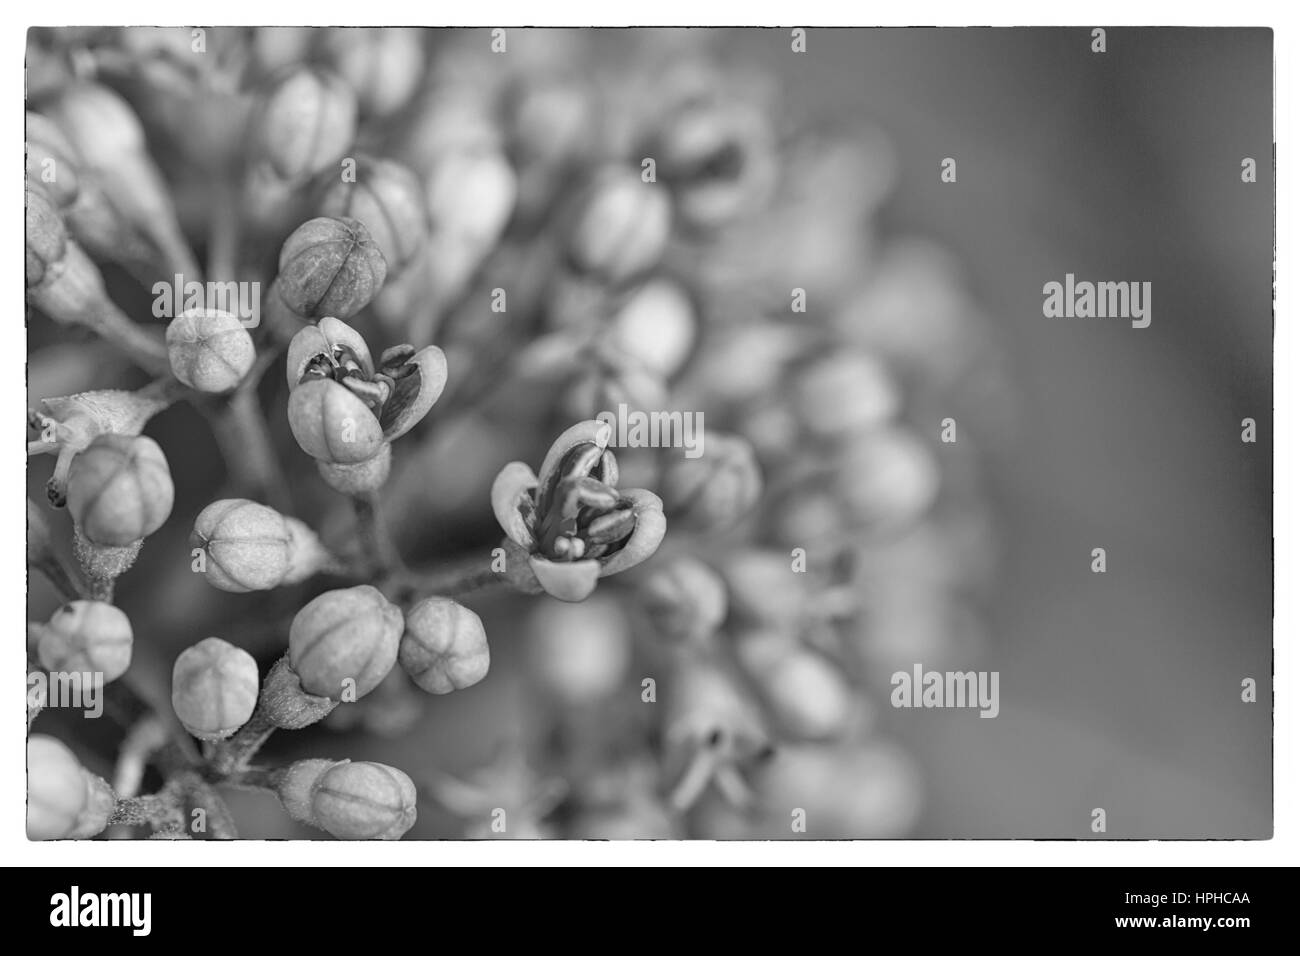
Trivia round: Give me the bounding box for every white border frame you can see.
[6,1,1292,867]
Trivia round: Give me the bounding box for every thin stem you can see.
[207,709,277,778]
[109,792,178,828]
[91,299,172,377]
[33,556,90,601]
[207,180,241,283]
[89,575,115,602]
[353,492,402,578]
[208,384,291,513]
[392,555,501,605]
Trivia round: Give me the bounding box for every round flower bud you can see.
[26,185,67,288]
[171,637,259,741]
[527,595,632,704]
[660,431,762,532]
[398,597,490,695]
[835,427,940,530]
[287,378,386,464]
[567,167,672,284]
[606,279,696,379]
[34,600,133,683]
[737,634,854,741]
[318,28,424,118]
[792,351,900,438]
[165,310,256,393]
[651,98,777,230]
[317,156,428,274]
[288,585,403,700]
[191,498,292,593]
[636,556,728,644]
[66,434,174,547]
[27,735,114,840]
[276,758,417,840]
[277,216,388,319]
[251,68,357,183]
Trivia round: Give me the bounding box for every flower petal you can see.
[490,462,539,549]
[530,555,601,602]
[598,488,666,576]
[287,379,384,463]
[535,419,613,505]
[380,345,448,441]
[285,317,373,388]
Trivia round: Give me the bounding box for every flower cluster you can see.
[26,27,1003,842]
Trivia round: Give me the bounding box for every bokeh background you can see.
[27,27,1272,838]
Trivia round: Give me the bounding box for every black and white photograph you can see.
[10,8,1294,894]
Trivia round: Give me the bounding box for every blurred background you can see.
[27,27,1272,838]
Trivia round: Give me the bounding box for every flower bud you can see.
[526,595,631,704]
[316,440,393,495]
[425,146,517,301]
[650,98,777,230]
[26,111,82,208]
[660,431,762,531]
[720,549,810,631]
[736,633,854,741]
[835,427,940,530]
[317,156,428,274]
[27,735,114,840]
[277,217,387,319]
[165,310,256,393]
[67,435,174,547]
[636,556,727,644]
[34,601,133,683]
[33,387,172,508]
[45,82,200,280]
[318,28,424,118]
[26,185,67,289]
[567,167,672,284]
[171,637,259,741]
[276,758,417,840]
[251,68,358,183]
[191,498,292,592]
[605,279,696,378]
[398,597,490,695]
[287,378,386,464]
[792,352,900,438]
[288,585,403,700]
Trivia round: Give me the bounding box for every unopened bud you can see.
[171,637,259,741]
[277,216,387,319]
[288,585,403,700]
[276,758,417,840]
[33,600,133,684]
[66,435,174,547]
[636,556,728,644]
[27,735,115,840]
[398,597,490,695]
[251,68,358,183]
[165,311,256,393]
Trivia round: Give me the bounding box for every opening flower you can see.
[491,420,666,602]
[286,316,447,465]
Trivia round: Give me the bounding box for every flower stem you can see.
[208,384,291,513]
[393,555,502,604]
[90,299,172,377]
[207,709,277,778]
[353,492,402,578]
